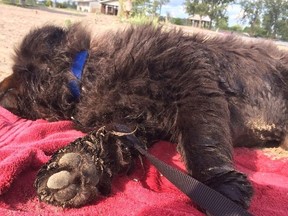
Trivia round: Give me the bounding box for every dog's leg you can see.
[35,127,133,207]
[176,93,253,209]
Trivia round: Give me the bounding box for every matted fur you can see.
[1,23,288,209]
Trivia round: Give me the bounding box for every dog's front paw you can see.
[35,151,102,207]
[35,129,114,207]
[205,170,253,209]
[35,126,135,208]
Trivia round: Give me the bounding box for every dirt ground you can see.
[0,3,287,159]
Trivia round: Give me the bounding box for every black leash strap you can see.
[116,126,252,216]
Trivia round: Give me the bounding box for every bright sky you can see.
[161,1,243,27]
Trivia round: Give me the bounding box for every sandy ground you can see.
[0,3,287,158]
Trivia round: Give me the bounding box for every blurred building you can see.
[100,0,119,15]
[74,0,119,15]
[188,14,211,28]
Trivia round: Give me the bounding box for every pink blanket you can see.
[0,106,287,216]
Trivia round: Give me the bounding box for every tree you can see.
[276,19,288,40]
[132,0,169,17]
[158,0,169,15]
[184,0,235,28]
[151,0,169,17]
[217,17,229,30]
[239,0,288,40]
[262,0,288,38]
[240,0,263,35]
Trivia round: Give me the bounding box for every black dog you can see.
[0,23,287,210]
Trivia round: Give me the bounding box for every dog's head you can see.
[0,24,91,120]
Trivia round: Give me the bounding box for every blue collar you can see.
[69,50,88,100]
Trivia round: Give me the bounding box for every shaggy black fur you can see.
[1,23,288,210]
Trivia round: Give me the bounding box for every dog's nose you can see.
[0,88,18,113]
[0,75,19,113]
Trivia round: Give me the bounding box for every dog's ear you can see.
[64,23,91,54]
[13,25,67,68]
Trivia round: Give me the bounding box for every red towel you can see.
[0,106,287,216]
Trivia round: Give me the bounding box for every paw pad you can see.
[58,153,81,167]
[47,170,72,189]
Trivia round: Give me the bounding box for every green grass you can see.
[125,14,158,27]
[64,19,72,28]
